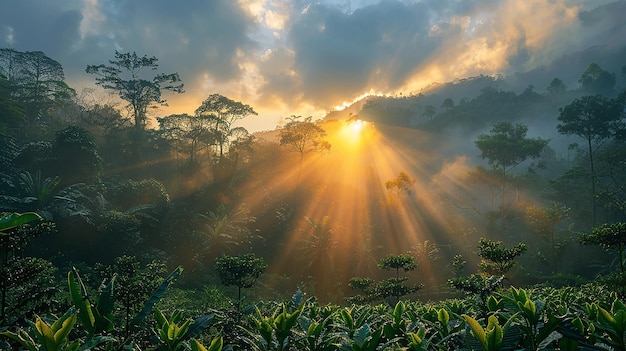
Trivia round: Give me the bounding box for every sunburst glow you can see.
[349,119,366,133]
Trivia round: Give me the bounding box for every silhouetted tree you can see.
[86,51,184,129]
[214,253,266,312]
[194,94,257,165]
[579,62,616,96]
[557,95,623,225]
[0,48,75,126]
[279,116,330,165]
[475,122,549,233]
[385,171,415,198]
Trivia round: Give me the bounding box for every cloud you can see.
[0,0,624,131]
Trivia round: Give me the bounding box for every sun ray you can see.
[231,119,548,301]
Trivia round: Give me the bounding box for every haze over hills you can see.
[313,41,626,166]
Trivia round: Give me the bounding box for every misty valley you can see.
[1,47,626,350]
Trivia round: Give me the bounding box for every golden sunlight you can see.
[234,120,547,301]
[338,119,371,147]
[349,119,367,133]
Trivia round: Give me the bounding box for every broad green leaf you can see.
[0,330,37,351]
[35,318,57,351]
[463,314,487,350]
[182,313,215,341]
[0,212,41,232]
[394,301,405,323]
[53,314,76,345]
[207,336,224,351]
[68,269,96,334]
[437,308,449,325]
[486,316,503,350]
[131,265,183,327]
[96,275,116,318]
[190,339,208,351]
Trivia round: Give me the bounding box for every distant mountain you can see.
[322,42,626,134]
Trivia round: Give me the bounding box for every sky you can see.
[1,0,624,132]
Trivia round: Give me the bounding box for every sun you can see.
[349,119,367,133]
[338,119,370,147]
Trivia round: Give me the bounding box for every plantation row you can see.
[1,263,625,351]
[2,211,626,350]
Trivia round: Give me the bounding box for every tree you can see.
[299,216,337,291]
[441,98,454,110]
[423,104,436,120]
[279,116,330,164]
[50,126,102,187]
[348,253,421,305]
[385,171,415,197]
[557,95,623,225]
[86,51,184,129]
[157,113,214,168]
[93,255,166,337]
[477,237,527,278]
[579,222,626,296]
[214,253,266,312]
[194,94,257,163]
[0,73,24,131]
[579,62,616,96]
[547,77,567,96]
[0,49,75,121]
[376,253,421,304]
[525,203,570,274]
[475,122,549,232]
[579,222,626,274]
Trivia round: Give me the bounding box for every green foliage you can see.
[0,211,42,232]
[190,336,224,351]
[349,254,421,305]
[448,274,504,311]
[378,254,418,273]
[0,212,56,324]
[580,222,626,273]
[0,311,78,351]
[93,255,167,335]
[152,308,194,351]
[215,253,266,312]
[475,122,549,171]
[579,62,616,96]
[52,126,102,184]
[247,302,304,351]
[477,237,527,276]
[68,268,115,337]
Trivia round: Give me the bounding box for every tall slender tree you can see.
[557,95,622,225]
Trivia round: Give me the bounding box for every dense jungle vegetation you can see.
[1,47,626,350]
